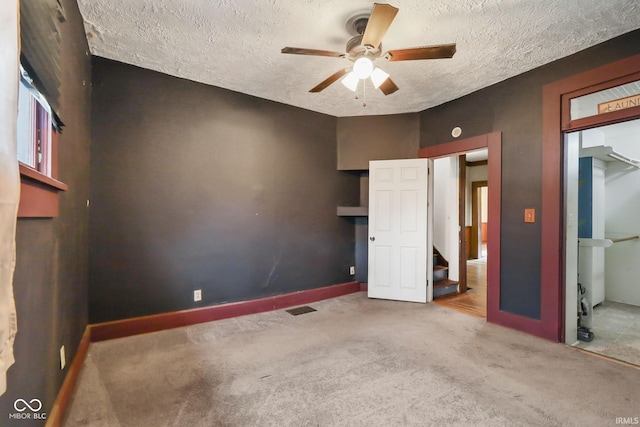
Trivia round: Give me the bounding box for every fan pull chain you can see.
[362,79,367,107]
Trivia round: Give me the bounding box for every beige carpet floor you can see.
[63,292,640,426]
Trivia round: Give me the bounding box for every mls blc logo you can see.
[14,399,42,412]
[9,398,47,420]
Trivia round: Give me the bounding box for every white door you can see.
[368,159,431,303]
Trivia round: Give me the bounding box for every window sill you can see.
[18,163,68,218]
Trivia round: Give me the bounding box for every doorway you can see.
[418,132,501,324]
[564,118,640,365]
[432,151,488,318]
[541,53,640,344]
[470,181,488,260]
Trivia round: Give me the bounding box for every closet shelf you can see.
[580,145,640,168]
[578,235,640,247]
[337,206,368,217]
[578,238,613,248]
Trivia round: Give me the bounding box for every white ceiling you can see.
[76,0,640,118]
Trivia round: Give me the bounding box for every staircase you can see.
[433,247,459,298]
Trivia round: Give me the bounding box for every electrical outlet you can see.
[60,345,66,370]
[194,289,202,302]
[349,266,355,275]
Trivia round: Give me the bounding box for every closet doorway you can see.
[565,117,640,365]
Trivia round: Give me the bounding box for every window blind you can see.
[19,0,65,129]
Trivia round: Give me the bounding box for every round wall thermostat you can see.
[451,127,462,138]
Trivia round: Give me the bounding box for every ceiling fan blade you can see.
[309,68,349,93]
[385,43,457,61]
[361,3,399,49]
[282,47,345,58]
[378,77,399,95]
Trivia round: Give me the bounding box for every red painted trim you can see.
[488,311,548,340]
[18,178,60,218]
[359,282,368,292]
[51,129,59,178]
[542,53,640,343]
[418,133,489,159]
[18,162,68,218]
[18,163,68,191]
[541,82,564,342]
[90,281,362,342]
[564,105,640,132]
[560,69,640,126]
[46,328,91,427]
[485,132,503,327]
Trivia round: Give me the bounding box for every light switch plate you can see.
[524,208,535,223]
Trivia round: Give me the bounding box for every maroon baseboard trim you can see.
[359,282,368,292]
[46,327,92,427]
[90,281,362,342]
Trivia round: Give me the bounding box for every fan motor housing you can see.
[346,35,381,59]
[345,11,382,59]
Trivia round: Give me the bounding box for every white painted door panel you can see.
[368,159,429,303]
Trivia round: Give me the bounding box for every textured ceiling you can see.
[76,0,640,117]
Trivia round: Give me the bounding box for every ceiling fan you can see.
[282,3,456,96]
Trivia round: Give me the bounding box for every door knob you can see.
[369,236,375,241]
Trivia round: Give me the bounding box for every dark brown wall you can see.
[0,0,91,424]
[337,113,420,170]
[89,58,359,323]
[336,113,420,283]
[420,29,640,319]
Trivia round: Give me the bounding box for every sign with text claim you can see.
[598,94,640,114]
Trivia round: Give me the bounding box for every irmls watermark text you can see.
[8,398,47,420]
[616,417,640,425]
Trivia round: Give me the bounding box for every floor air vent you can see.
[286,306,317,316]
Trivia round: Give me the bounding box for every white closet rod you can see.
[607,152,640,168]
[610,235,640,243]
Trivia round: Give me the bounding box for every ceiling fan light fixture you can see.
[341,71,359,92]
[370,67,390,89]
[282,3,457,98]
[353,57,374,79]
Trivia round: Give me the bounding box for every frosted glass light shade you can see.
[353,57,374,79]
[371,67,390,89]
[341,71,359,92]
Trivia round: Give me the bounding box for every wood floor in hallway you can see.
[434,257,487,318]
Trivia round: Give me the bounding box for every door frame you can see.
[458,155,467,293]
[471,180,488,260]
[418,132,502,325]
[542,53,640,342]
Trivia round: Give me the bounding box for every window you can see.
[16,0,68,218]
[16,66,67,218]
[570,79,640,121]
[17,68,52,176]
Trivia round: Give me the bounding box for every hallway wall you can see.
[433,157,459,281]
